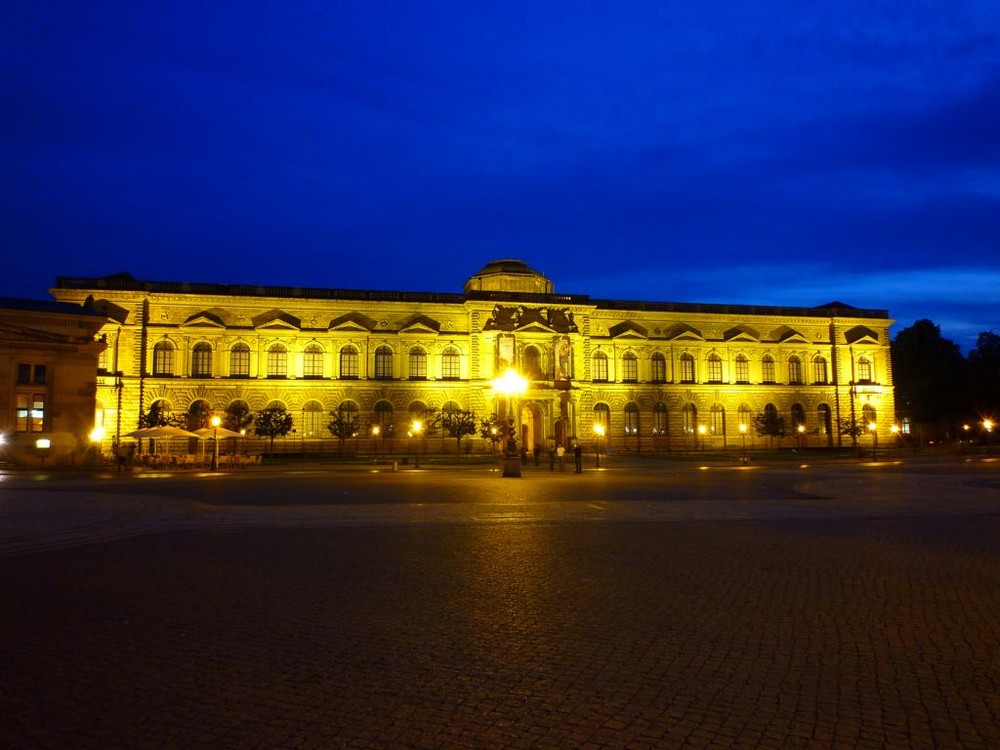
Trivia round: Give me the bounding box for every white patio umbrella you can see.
[125,426,200,439]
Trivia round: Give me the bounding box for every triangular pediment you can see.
[844,325,879,345]
[664,323,703,341]
[252,309,301,330]
[771,325,808,344]
[399,314,441,334]
[609,320,648,339]
[328,312,376,332]
[182,310,227,328]
[724,325,759,342]
[515,320,557,334]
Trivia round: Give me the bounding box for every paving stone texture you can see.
[1,460,998,749]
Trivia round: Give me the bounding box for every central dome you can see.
[464,259,553,295]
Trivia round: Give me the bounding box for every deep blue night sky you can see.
[2,2,998,349]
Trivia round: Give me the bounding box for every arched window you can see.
[679,353,695,383]
[788,356,802,384]
[812,356,828,384]
[761,355,776,383]
[301,400,324,438]
[653,402,668,435]
[622,352,638,383]
[682,403,697,434]
[303,344,323,379]
[710,404,725,435]
[522,346,542,379]
[152,341,174,376]
[230,343,250,378]
[374,346,393,380]
[185,399,211,431]
[817,404,832,437]
[191,343,212,377]
[624,402,640,435]
[707,353,723,383]
[374,400,394,435]
[441,400,461,414]
[224,400,251,432]
[408,401,428,429]
[592,350,609,382]
[441,347,460,380]
[857,356,873,383]
[862,404,876,426]
[409,348,427,380]
[738,404,753,432]
[791,403,806,429]
[339,346,359,379]
[735,355,749,384]
[593,402,610,429]
[145,399,172,427]
[338,400,360,435]
[651,353,666,383]
[266,344,287,378]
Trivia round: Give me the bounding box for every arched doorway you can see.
[520,402,543,454]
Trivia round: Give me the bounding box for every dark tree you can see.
[185,401,211,431]
[327,407,360,455]
[143,401,185,428]
[223,401,254,433]
[968,331,1000,419]
[440,409,478,453]
[479,413,503,455]
[753,410,786,448]
[891,319,967,438]
[253,407,293,457]
[837,416,866,450]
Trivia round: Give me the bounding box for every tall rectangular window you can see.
[622,354,638,383]
[761,357,775,383]
[651,354,666,383]
[230,345,250,378]
[707,356,722,383]
[679,355,695,383]
[409,350,427,380]
[735,357,749,383]
[340,349,359,379]
[16,393,46,432]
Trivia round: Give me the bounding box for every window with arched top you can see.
[788,356,802,385]
[374,346,393,380]
[592,351,609,382]
[408,401,429,425]
[817,404,832,436]
[651,353,666,383]
[735,354,749,384]
[267,344,287,378]
[339,346,359,379]
[761,355,776,384]
[622,352,638,383]
[191,343,212,377]
[707,353,722,383]
[653,402,668,435]
[738,404,753,431]
[441,347,460,380]
[301,401,324,438]
[857,356,872,383]
[374,400,394,434]
[812,356,828,384]
[152,341,175,376]
[594,402,610,428]
[230,343,250,378]
[791,403,806,428]
[682,403,697,434]
[303,344,323,379]
[409,348,427,380]
[624,402,639,435]
[679,353,695,383]
[710,404,725,435]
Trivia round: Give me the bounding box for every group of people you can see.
[546,442,583,473]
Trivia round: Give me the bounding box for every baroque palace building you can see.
[50,259,895,455]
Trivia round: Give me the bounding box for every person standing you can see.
[556,443,565,471]
[573,442,583,472]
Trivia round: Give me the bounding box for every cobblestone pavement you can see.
[1,461,998,748]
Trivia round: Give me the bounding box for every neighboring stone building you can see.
[50,260,894,455]
[0,297,107,466]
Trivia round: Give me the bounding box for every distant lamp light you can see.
[89,426,106,443]
[35,438,51,450]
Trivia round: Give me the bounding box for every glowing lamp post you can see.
[35,437,51,469]
[697,424,707,452]
[371,424,380,459]
[739,423,748,463]
[985,419,994,456]
[868,421,878,461]
[492,369,527,477]
[593,422,606,467]
[210,415,221,471]
[796,423,805,449]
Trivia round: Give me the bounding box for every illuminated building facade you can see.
[51,260,895,454]
[0,298,107,465]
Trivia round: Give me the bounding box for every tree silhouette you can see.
[253,407,293,457]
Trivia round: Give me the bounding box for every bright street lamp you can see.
[491,369,527,455]
[210,415,221,470]
[984,419,994,456]
[739,423,748,462]
[593,422,606,467]
[697,424,707,452]
[371,424,380,458]
[867,421,878,461]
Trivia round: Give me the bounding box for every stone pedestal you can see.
[502,456,522,477]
